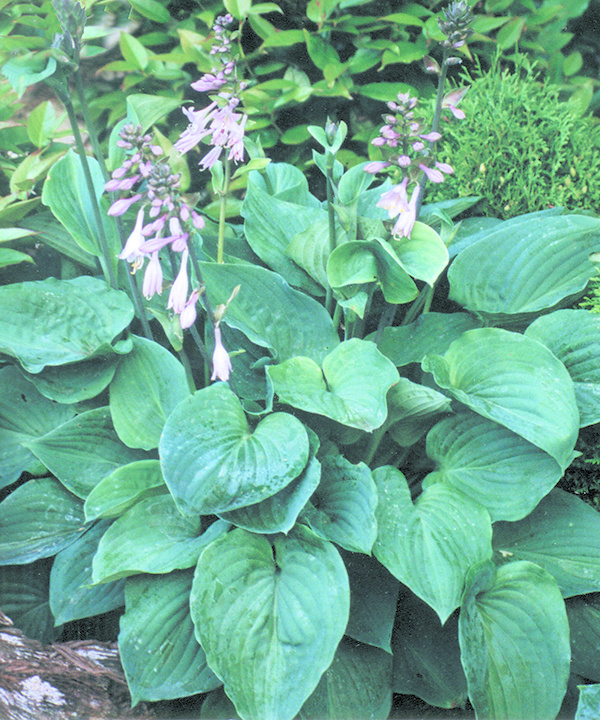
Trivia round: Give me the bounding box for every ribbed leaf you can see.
[119,570,221,705]
[386,378,452,447]
[27,406,149,498]
[302,455,378,554]
[422,327,579,469]
[525,309,600,427]
[448,214,600,321]
[84,459,165,522]
[0,477,85,565]
[92,495,229,583]
[299,638,393,720]
[191,526,349,720]
[425,411,563,521]
[160,382,310,516]
[0,276,133,372]
[459,561,570,720]
[0,365,74,488]
[200,262,339,364]
[493,489,600,597]
[373,466,492,623]
[267,339,398,432]
[109,335,191,450]
[49,520,125,624]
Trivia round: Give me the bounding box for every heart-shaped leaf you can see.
[389,221,449,286]
[459,560,570,720]
[49,520,125,624]
[373,465,492,623]
[119,570,221,705]
[109,335,191,450]
[92,495,229,583]
[267,339,398,432]
[190,525,349,720]
[425,411,563,521]
[0,365,74,488]
[0,276,133,373]
[0,477,85,565]
[525,309,600,427]
[302,455,378,554]
[27,406,149,499]
[160,382,310,516]
[386,378,452,447]
[422,327,579,469]
[493,488,600,597]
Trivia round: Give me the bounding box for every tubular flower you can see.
[168,248,190,315]
[211,324,232,382]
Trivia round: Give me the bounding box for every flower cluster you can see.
[174,14,248,171]
[106,124,205,328]
[438,1,474,51]
[365,90,464,237]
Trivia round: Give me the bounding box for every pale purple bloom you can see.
[199,145,223,171]
[412,141,425,152]
[227,113,247,163]
[105,174,140,192]
[391,183,419,238]
[142,215,167,237]
[180,289,200,329]
[211,325,232,382]
[119,208,145,263]
[191,72,228,93]
[175,102,218,155]
[139,234,176,254]
[419,164,445,183]
[168,248,189,314]
[108,193,142,216]
[398,155,411,167]
[419,131,442,142]
[377,177,409,218]
[364,161,391,174]
[191,211,205,230]
[143,251,163,299]
[435,161,454,175]
[447,104,465,119]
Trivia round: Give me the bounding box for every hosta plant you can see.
[3,2,600,720]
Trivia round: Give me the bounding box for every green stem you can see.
[363,424,388,468]
[63,96,117,289]
[73,70,109,181]
[217,159,231,264]
[325,156,337,316]
[178,348,197,393]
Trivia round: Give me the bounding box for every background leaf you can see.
[119,570,221,705]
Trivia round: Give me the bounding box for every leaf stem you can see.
[217,159,231,264]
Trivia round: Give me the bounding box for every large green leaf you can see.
[326,239,419,304]
[343,551,399,654]
[41,149,120,263]
[0,558,60,643]
[0,276,133,373]
[0,477,85,565]
[372,466,492,623]
[425,411,563,522]
[20,355,121,404]
[218,429,321,534]
[242,167,324,293]
[267,339,398,431]
[376,312,481,367]
[92,495,229,584]
[525,309,600,427]
[459,561,570,720]
[190,525,349,720]
[27,406,149,499]
[299,638,393,720]
[392,589,467,709]
[422,327,579,469]
[385,378,452,447]
[200,262,339,364]
[389,222,449,286]
[493,489,600,597]
[119,570,221,705]
[49,520,125,624]
[448,214,600,322]
[301,455,378,554]
[84,459,165,522]
[575,683,600,720]
[160,383,310,516]
[109,335,191,450]
[0,365,74,488]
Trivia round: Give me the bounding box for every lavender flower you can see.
[211,324,232,382]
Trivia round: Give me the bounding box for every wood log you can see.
[0,612,162,720]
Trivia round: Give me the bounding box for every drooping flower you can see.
[142,251,163,299]
[108,193,142,216]
[391,183,420,238]
[377,177,410,218]
[174,102,218,155]
[211,324,232,382]
[167,248,189,314]
[419,163,445,184]
[179,288,200,329]
[118,208,145,265]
